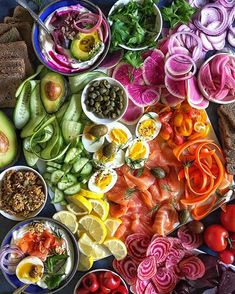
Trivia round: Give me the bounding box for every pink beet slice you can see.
[165,76,187,99]
[112,62,144,86]
[127,84,160,107]
[121,98,144,125]
[187,77,204,105]
[143,50,165,86]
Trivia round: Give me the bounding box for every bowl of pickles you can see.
[81,77,128,124]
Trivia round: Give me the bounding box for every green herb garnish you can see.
[123,51,144,68]
[161,0,196,28]
[125,187,139,199]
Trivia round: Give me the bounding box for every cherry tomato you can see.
[111,285,128,294]
[82,273,99,293]
[77,287,90,294]
[102,271,121,290]
[204,225,229,252]
[100,285,111,293]
[188,221,204,234]
[219,249,235,264]
[220,205,235,232]
[229,232,235,254]
[98,272,111,293]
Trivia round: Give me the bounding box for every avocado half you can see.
[41,72,67,114]
[0,111,18,170]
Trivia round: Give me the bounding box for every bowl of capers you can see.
[81,77,128,124]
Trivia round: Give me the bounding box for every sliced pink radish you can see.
[161,90,185,107]
[187,77,204,105]
[143,54,165,86]
[112,62,144,86]
[127,84,160,107]
[99,50,124,69]
[121,98,144,125]
[165,76,186,99]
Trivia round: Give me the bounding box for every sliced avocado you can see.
[41,72,67,114]
[70,31,101,61]
[0,111,18,169]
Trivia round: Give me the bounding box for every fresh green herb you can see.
[161,0,196,28]
[126,157,144,170]
[125,187,139,199]
[50,226,62,239]
[151,167,166,179]
[29,0,45,10]
[136,167,144,177]
[44,254,68,290]
[123,51,144,68]
[110,0,158,50]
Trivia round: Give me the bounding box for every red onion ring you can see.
[0,245,24,275]
[218,0,235,8]
[194,4,229,36]
[74,7,103,34]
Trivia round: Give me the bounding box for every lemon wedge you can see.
[68,194,92,214]
[79,189,104,199]
[78,233,110,260]
[53,210,78,234]
[89,199,109,221]
[104,238,127,260]
[104,218,122,238]
[67,203,88,216]
[77,253,94,271]
[79,215,107,244]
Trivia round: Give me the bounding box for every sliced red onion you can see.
[152,267,178,293]
[137,256,157,281]
[177,225,203,250]
[146,237,171,264]
[113,256,138,286]
[74,8,102,34]
[178,256,206,280]
[0,245,24,275]
[125,234,151,263]
[218,0,235,8]
[194,4,229,36]
[136,279,149,294]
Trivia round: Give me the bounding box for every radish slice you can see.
[127,84,160,107]
[177,225,203,250]
[143,54,165,86]
[152,267,178,293]
[125,234,151,263]
[137,256,157,281]
[121,99,144,125]
[161,88,184,107]
[165,76,186,99]
[99,50,124,69]
[187,77,204,105]
[178,256,206,280]
[146,237,171,264]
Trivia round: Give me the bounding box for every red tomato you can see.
[204,225,229,252]
[219,249,235,264]
[102,272,121,290]
[76,287,90,294]
[82,273,99,293]
[100,285,111,293]
[220,205,235,232]
[111,285,128,294]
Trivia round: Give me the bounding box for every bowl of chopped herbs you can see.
[108,0,163,51]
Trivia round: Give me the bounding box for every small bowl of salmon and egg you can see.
[81,112,162,194]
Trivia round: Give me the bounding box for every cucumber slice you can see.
[33,125,53,144]
[61,174,77,184]
[59,200,68,206]
[23,148,39,167]
[57,181,74,190]
[62,120,82,144]
[62,163,72,173]
[21,115,47,138]
[64,183,81,195]
[30,83,46,119]
[62,93,82,122]
[46,166,57,173]
[43,172,51,181]
[51,170,64,184]
[80,162,93,176]
[52,188,64,203]
[56,101,69,122]
[80,174,91,184]
[64,147,81,164]
[73,158,89,173]
[47,162,62,169]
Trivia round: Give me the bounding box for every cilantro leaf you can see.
[123,51,144,68]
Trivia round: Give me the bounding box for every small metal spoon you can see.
[15,0,51,36]
[12,284,28,294]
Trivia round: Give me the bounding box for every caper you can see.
[117,109,121,115]
[89,99,94,106]
[103,142,117,158]
[106,101,111,106]
[96,96,103,102]
[92,81,100,87]
[89,124,108,138]
[95,102,100,108]
[95,90,100,96]
[103,110,109,115]
[118,89,124,96]
[112,113,117,119]
[104,80,111,88]
[114,86,120,92]
[104,96,109,101]
[107,106,112,111]
[90,107,95,112]
[111,92,116,99]
[89,92,97,99]
[119,103,123,109]
[89,86,94,92]
[111,102,115,107]
[100,88,107,94]
[85,99,90,105]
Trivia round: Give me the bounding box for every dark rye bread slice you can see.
[0,23,12,36]
[219,103,235,129]
[218,109,235,150]
[13,6,34,24]
[0,27,21,43]
[0,58,25,78]
[0,41,33,77]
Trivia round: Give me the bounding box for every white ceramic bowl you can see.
[73,269,129,294]
[108,0,163,51]
[198,53,235,104]
[81,77,128,124]
[0,166,48,221]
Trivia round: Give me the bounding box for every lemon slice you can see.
[78,233,110,260]
[67,203,88,216]
[104,238,127,260]
[79,189,104,199]
[68,194,92,214]
[104,218,122,238]
[89,199,109,221]
[79,215,107,244]
[78,253,94,271]
[53,210,78,234]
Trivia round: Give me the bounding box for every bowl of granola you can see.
[0,166,48,221]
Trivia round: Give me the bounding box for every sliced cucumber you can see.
[52,188,64,203]
[73,157,89,173]
[43,172,51,181]
[23,148,39,167]
[59,200,68,206]
[56,101,69,122]
[47,162,62,169]
[62,120,82,144]
[62,93,82,122]
[46,166,57,173]
[61,174,77,184]
[57,181,74,190]
[33,125,53,144]
[80,174,91,184]
[64,147,81,164]
[30,83,46,119]
[21,115,47,138]
[62,163,72,173]
[64,183,81,195]
[51,170,64,184]
[80,162,93,176]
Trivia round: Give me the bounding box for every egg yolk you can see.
[129,142,147,160]
[110,128,128,145]
[95,172,112,190]
[96,149,115,163]
[17,263,43,283]
[138,119,156,138]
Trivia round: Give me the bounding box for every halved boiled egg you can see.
[125,139,150,169]
[82,124,108,153]
[88,169,117,193]
[93,143,125,169]
[136,112,161,141]
[16,256,44,284]
[106,122,132,149]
